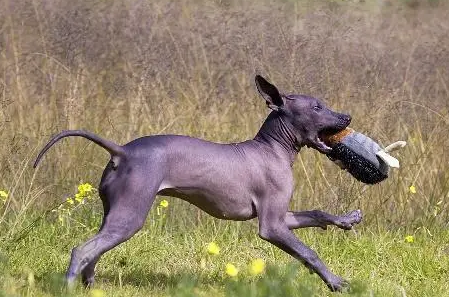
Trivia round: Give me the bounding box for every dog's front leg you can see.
[257,204,348,292]
[285,209,362,230]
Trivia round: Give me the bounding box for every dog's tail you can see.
[33,130,125,168]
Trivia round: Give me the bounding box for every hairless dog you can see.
[34,75,361,292]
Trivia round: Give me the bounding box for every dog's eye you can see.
[313,105,321,111]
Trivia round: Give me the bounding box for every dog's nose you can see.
[345,115,352,124]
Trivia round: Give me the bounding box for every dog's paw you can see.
[336,209,363,230]
[326,276,350,292]
[82,275,95,289]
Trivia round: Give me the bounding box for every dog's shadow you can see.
[37,268,220,296]
[97,267,223,290]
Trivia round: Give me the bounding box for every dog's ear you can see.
[255,75,284,111]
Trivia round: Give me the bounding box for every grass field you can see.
[1,0,449,296]
[2,206,449,296]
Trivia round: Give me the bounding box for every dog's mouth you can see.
[315,134,332,152]
[310,126,348,154]
[305,132,332,154]
[305,114,351,154]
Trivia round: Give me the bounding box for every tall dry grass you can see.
[0,0,448,235]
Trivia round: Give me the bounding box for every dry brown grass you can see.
[0,0,448,230]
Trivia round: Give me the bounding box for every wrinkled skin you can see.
[254,75,351,155]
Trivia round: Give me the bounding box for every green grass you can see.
[1,196,449,297]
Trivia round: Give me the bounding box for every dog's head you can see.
[255,75,351,154]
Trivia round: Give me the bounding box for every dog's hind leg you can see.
[81,256,100,288]
[285,209,362,230]
[80,191,111,287]
[66,178,159,288]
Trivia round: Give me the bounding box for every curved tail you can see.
[33,130,125,168]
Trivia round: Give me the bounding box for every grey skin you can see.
[33,75,361,292]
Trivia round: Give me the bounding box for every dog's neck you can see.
[253,111,301,165]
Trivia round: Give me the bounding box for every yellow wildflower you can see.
[0,190,8,203]
[405,235,414,243]
[89,288,106,297]
[74,193,84,203]
[160,199,169,208]
[78,183,93,193]
[409,185,416,194]
[66,198,74,205]
[225,263,239,277]
[249,258,265,276]
[206,242,220,255]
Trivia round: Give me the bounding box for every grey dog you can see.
[34,75,362,292]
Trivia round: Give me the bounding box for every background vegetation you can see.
[0,0,448,296]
